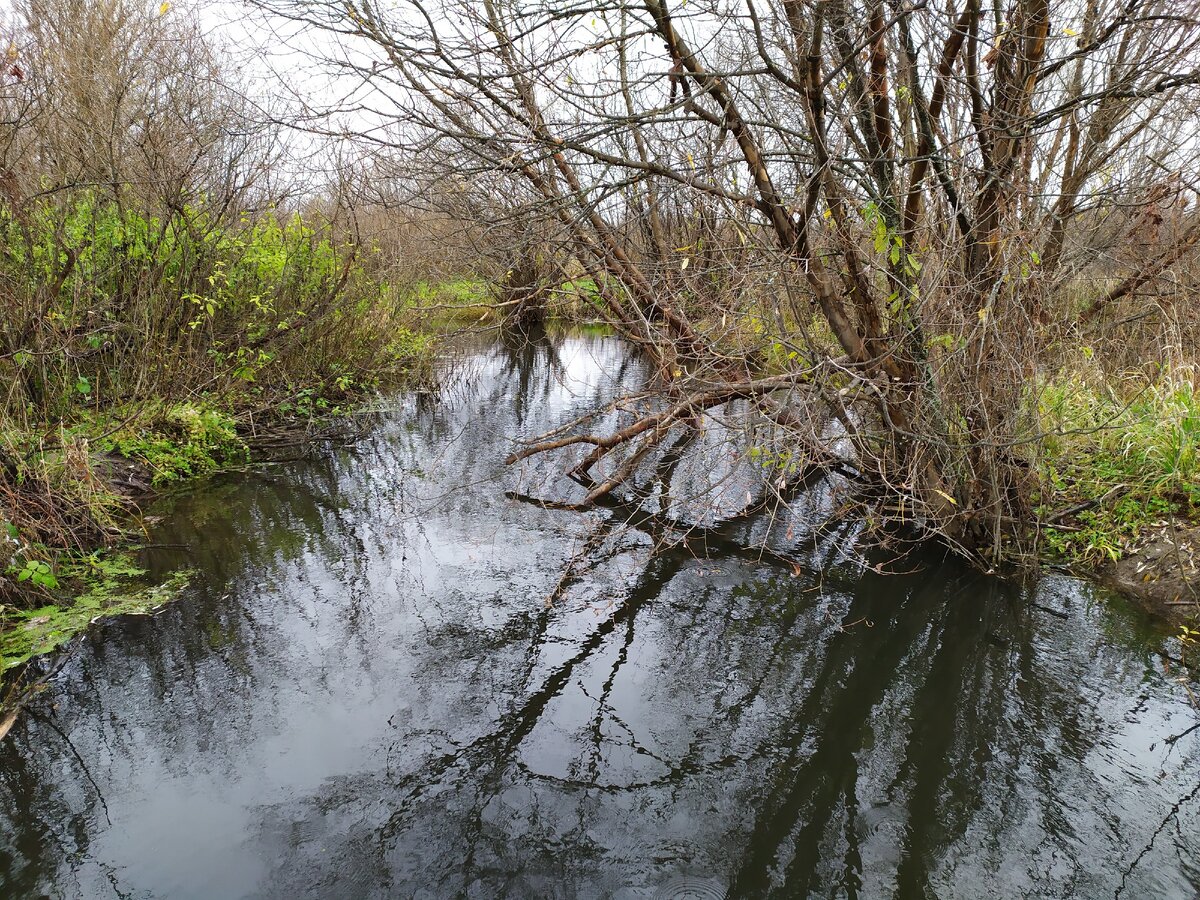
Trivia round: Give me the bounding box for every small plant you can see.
[104,403,248,485]
[15,559,58,590]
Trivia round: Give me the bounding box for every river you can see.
[1,334,1197,898]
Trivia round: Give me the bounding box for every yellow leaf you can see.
[822,208,832,219]
[681,258,690,271]
[977,308,988,323]
[1063,26,1078,36]
[934,489,957,506]
[159,1,169,13]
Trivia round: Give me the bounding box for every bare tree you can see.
[261,0,1200,564]
[0,0,278,211]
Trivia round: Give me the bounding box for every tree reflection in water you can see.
[1,335,1197,899]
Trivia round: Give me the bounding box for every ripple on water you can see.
[654,874,728,899]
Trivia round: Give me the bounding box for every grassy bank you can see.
[0,195,433,685]
[1036,371,1199,564]
[1032,366,1200,627]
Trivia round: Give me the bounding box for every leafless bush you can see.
[1,0,280,211]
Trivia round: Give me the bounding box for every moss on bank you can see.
[408,276,610,330]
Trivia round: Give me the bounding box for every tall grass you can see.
[1036,367,1200,563]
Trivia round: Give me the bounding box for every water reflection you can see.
[1,335,1197,899]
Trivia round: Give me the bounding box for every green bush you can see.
[0,195,430,422]
[0,193,435,618]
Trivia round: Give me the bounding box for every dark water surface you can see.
[2,335,1198,899]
